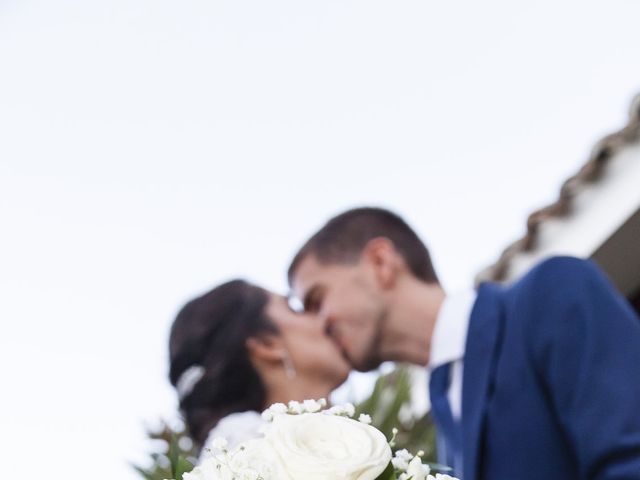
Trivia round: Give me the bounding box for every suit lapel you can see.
[461,283,504,480]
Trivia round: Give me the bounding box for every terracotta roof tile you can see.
[476,94,640,284]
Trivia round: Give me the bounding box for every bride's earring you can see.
[282,350,297,379]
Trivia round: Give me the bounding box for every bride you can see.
[168,279,351,456]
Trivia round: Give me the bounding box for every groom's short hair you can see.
[288,207,438,284]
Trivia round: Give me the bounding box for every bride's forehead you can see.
[264,293,285,312]
[266,296,316,326]
[265,294,298,318]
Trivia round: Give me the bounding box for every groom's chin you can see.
[348,352,382,373]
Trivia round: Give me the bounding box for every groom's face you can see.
[291,253,387,372]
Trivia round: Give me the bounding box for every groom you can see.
[287,207,640,480]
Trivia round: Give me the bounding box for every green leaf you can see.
[378,369,411,434]
[174,456,194,480]
[166,434,195,480]
[131,465,156,480]
[134,415,199,480]
[169,435,180,477]
[355,364,438,461]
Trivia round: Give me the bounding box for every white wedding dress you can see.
[200,411,264,461]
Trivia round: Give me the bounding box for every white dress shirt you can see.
[428,289,477,420]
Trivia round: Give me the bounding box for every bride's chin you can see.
[334,362,352,386]
[326,372,349,390]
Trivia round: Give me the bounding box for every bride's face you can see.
[265,293,350,387]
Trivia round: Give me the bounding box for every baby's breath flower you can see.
[262,402,290,422]
[358,413,372,424]
[392,457,410,471]
[343,403,355,417]
[391,449,433,480]
[324,403,356,417]
[325,405,345,416]
[303,399,322,413]
[391,448,412,471]
[270,403,287,414]
[211,437,228,450]
[287,400,304,414]
[406,455,430,480]
[394,449,413,462]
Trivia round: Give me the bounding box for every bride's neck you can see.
[262,374,335,409]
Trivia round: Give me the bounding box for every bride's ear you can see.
[246,334,284,364]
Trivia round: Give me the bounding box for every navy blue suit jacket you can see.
[454,257,640,480]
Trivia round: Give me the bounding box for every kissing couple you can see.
[168,207,640,480]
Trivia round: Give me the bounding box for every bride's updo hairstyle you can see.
[168,279,277,446]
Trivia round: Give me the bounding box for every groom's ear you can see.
[246,334,285,364]
[363,237,400,289]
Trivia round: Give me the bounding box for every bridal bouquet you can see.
[176,399,457,480]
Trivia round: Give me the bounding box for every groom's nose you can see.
[324,321,334,339]
[315,309,328,331]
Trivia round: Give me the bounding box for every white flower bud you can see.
[406,456,430,480]
[288,400,304,414]
[344,403,355,417]
[392,457,410,471]
[325,405,345,416]
[303,399,322,413]
[394,449,413,462]
[269,403,288,414]
[358,413,372,424]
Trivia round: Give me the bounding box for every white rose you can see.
[211,437,228,450]
[263,412,392,480]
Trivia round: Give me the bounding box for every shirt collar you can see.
[428,289,477,370]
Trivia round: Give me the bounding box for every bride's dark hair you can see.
[168,279,277,446]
